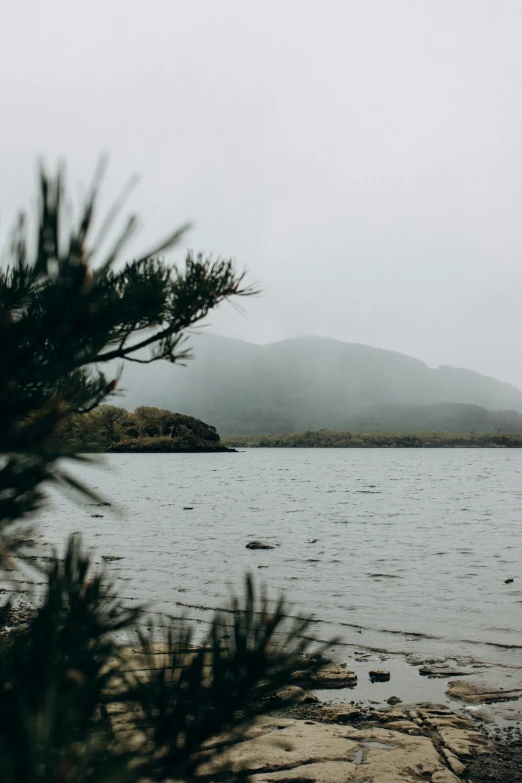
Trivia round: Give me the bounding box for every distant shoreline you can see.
[222,431,522,449]
[106,443,236,454]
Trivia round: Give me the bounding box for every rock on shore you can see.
[105,646,499,782]
[448,679,522,705]
[197,703,493,781]
[292,661,358,688]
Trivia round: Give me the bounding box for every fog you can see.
[2,1,522,385]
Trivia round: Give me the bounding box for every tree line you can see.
[224,430,522,448]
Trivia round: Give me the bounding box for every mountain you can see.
[113,335,522,434]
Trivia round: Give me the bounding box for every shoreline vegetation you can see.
[53,405,235,453]
[53,405,522,452]
[222,430,522,448]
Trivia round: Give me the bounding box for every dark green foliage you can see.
[0,167,254,560]
[130,407,221,443]
[224,430,522,448]
[107,436,230,453]
[52,405,226,452]
[129,579,319,781]
[0,535,138,783]
[0,169,321,781]
[97,405,128,444]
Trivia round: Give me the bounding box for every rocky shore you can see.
[202,709,522,782]
[201,707,488,782]
[111,649,521,781]
[198,660,522,782]
[3,606,521,781]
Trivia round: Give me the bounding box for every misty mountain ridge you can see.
[116,334,522,434]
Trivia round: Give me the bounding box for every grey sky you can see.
[2,1,522,386]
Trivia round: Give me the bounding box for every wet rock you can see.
[419,665,471,678]
[387,696,402,705]
[370,669,391,682]
[447,679,522,704]
[0,604,35,635]
[246,541,275,550]
[315,704,361,723]
[304,662,357,688]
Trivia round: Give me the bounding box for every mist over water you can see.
[23,449,522,670]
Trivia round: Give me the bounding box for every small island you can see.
[55,405,234,453]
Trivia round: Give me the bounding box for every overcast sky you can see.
[2,1,522,386]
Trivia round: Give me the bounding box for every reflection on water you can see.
[314,657,449,707]
[18,449,522,668]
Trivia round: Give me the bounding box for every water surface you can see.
[25,449,522,669]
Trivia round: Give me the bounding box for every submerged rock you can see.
[246,541,275,550]
[419,666,472,679]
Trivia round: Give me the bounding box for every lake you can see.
[20,449,522,672]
